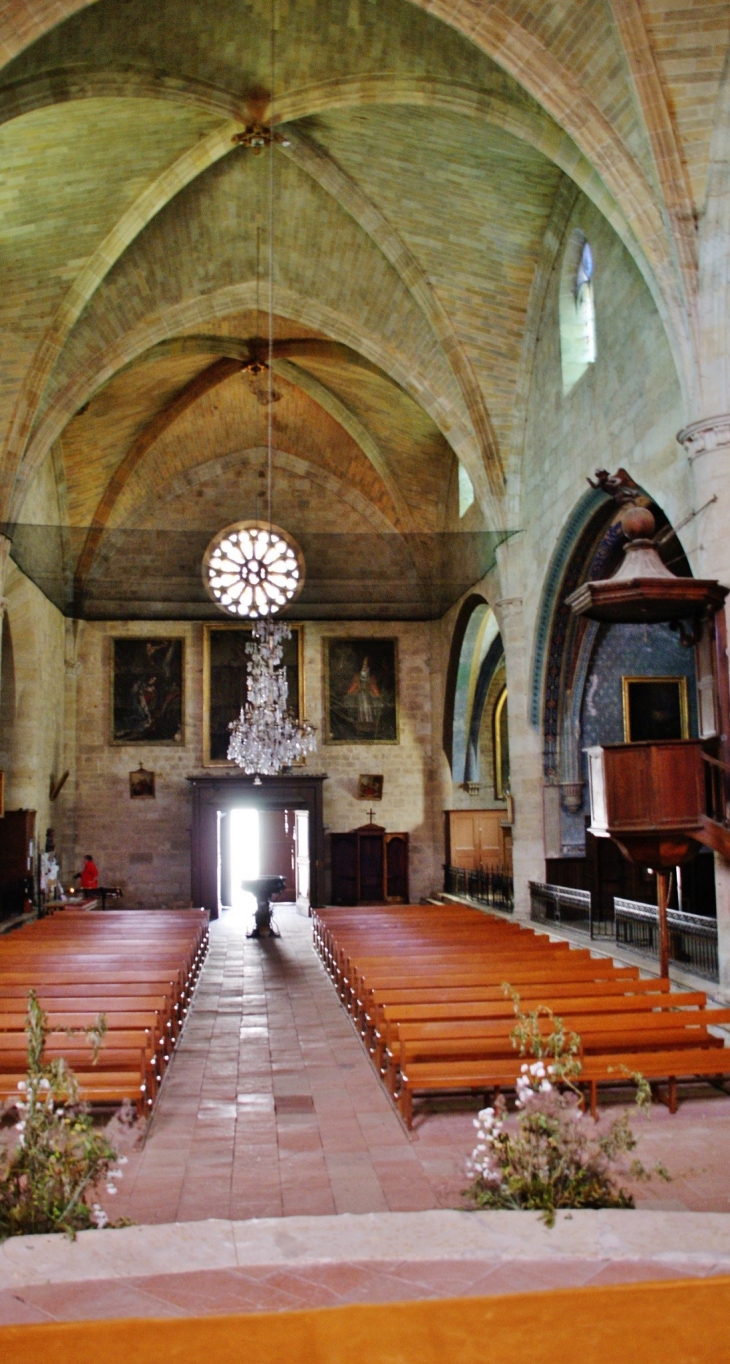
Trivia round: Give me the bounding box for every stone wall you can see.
[71,617,440,907]
[0,562,68,867]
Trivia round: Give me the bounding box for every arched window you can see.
[458,463,475,517]
[560,231,596,394]
[493,685,509,798]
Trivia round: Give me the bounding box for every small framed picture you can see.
[622,676,689,743]
[358,774,383,801]
[129,765,155,800]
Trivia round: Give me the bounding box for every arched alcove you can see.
[443,594,507,789]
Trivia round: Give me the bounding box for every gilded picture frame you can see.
[203,622,305,766]
[621,675,689,744]
[323,637,399,744]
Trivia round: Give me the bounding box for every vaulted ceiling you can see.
[0,0,727,617]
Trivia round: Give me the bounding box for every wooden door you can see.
[259,809,296,899]
[448,811,479,870]
[331,833,357,905]
[446,810,503,871]
[0,809,35,920]
[358,832,385,902]
[218,810,231,909]
[473,811,502,869]
[385,833,408,902]
[294,810,310,908]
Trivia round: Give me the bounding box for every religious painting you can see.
[324,638,398,744]
[129,765,155,800]
[203,624,303,764]
[111,638,184,744]
[622,675,689,744]
[358,774,384,801]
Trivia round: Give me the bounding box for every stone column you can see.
[677,417,730,994]
[494,539,544,921]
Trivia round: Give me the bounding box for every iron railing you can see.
[529,881,593,934]
[614,897,719,981]
[444,865,514,913]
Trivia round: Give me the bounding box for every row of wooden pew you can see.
[313,903,730,1127]
[0,909,208,1116]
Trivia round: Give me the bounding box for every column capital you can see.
[676,414,730,460]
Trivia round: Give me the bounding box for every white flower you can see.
[478,1107,494,1120]
[39,1078,50,1092]
[118,1156,128,1165]
[15,1121,25,1132]
[105,1184,117,1195]
[108,1169,124,1181]
[540,1080,552,1093]
[520,1063,529,1073]
[17,1081,26,1092]
[91,1204,108,1229]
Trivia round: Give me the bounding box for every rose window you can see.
[203,520,304,618]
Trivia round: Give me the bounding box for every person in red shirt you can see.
[78,855,99,891]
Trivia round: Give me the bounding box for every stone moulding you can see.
[676,414,730,461]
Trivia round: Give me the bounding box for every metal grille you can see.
[444,865,514,913]
[614,898,718,981]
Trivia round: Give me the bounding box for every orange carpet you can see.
[0,1275,727,1363]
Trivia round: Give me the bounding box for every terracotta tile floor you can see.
[3,1255,730,1324]
[106,905,730,1227]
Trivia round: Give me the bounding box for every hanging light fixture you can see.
[227,620,316,777]
[201,2,316,780]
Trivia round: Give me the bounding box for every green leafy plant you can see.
[464,989,670,1225]
[0,991,126,1238]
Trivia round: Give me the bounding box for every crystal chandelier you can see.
[227,620,316,778]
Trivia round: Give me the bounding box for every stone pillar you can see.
[677,417,730,993]
[494,539,544,921]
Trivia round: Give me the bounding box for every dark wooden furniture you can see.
[0,809,35,921]
[585,738,710,976]
[585,740,705,867]
[188,773,326,917]
[330,824,409,905]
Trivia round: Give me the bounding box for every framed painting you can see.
[111,638,184,744]
[358,774,383,800]
[324,637,398,744]
[129,765,155,800]
[203,623,304,765]
[622,675,689,744]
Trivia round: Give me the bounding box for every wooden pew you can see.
[0,908,209,1115]
[316,901,730,1125]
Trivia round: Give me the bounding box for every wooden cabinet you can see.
[445,809,511,872]
[0,809,36,921]
[330,824,409,905]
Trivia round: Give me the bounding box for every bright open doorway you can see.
[229,807,259,916]
[217,806,310,917]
